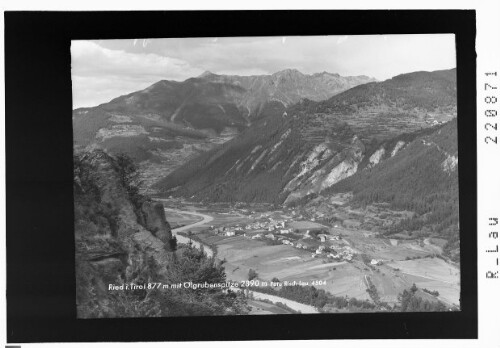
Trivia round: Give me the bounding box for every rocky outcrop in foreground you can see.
[74,149,174,316]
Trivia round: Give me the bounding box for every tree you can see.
[360,253,371,264]
[410,283,418,294]
[248,269,258,281]
[398,286,447,312]
[168,236,178,251]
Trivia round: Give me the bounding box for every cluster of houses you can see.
[250,233,276,240]
[249,232,289,241]
[303,231,341,243]
[244,218,290,233]
[209,213,359,262]
[310,245,355,261]
[275,236,355,262]
[211,216,295,239]
[211,217,291,238]
[211,225,242,237]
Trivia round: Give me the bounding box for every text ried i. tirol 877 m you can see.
[72,35,460,318]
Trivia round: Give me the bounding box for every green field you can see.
[160,199,460,309]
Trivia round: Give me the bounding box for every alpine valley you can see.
[74,67,460,317]
[73,69,375,189]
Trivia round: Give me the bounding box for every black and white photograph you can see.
[71,35,461,318]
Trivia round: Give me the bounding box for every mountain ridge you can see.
[72,69,376,188]
[156,68,457,205]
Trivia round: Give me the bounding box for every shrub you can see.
[248,269,258,281]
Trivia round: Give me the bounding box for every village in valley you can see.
[69,35,461,317]
[210,213,359,263]
[163,197,460,312]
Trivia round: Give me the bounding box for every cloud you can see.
[72,35,456,108]
[71,41,203,108]
[155,36,339,77]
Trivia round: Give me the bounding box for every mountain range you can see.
[73,69,375,187]
[73,66,459,260]
[154,68,458,258]
[156,68,457,205]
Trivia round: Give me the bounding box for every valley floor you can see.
[156,198,460,313]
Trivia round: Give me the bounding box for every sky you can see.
[71,35,456,109]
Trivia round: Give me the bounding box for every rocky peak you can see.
[198,70,217,78]
[313,71,340,77]
[272,68,304,78]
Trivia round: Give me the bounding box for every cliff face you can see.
[74,149,173,317]
[138,201,172,244]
